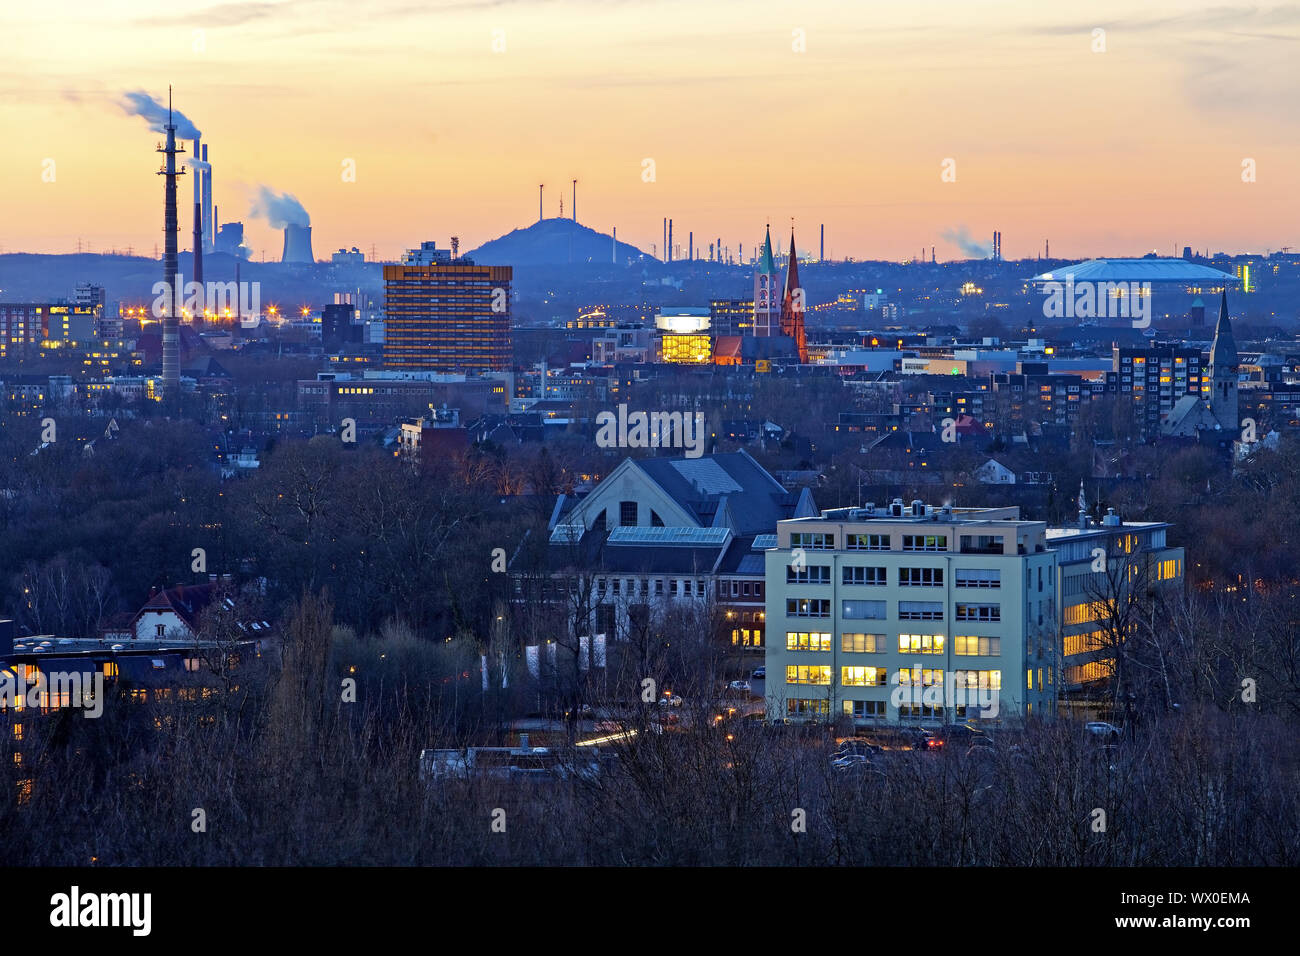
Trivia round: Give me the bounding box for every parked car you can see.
[657,695,683,708]
[831,754,873,770]
[1085,721,1122,742]
[751,666,766,680]
[833,740,881,758]
[937,722,988,745]
[867,727,936,751]
[727,680,752,694]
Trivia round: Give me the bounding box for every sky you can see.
[1,0,1298,262]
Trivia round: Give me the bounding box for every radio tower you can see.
[157,86,185,398]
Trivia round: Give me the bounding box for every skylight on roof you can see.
[607,526,730,547]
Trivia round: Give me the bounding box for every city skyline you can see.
[2,0,1298,261]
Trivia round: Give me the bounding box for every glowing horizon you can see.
[1,0,1297,262]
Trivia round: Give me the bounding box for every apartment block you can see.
[765,500,1059,727]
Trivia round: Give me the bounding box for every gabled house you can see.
[522,450,818,652]
[131,581,272,644]
[975,459,1016,485]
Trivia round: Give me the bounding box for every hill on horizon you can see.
[465,218,652,268]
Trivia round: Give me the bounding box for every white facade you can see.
[765,502,1060,727]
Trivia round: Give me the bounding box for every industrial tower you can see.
[157,88,185,397]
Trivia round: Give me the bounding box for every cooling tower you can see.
[281,224,314,264]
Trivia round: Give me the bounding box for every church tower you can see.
[1208,290,1239,432]
[780,229,808,363]
[753,226,779,337]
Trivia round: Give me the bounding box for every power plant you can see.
[281,224,315,264]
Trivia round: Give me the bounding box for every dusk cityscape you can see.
[0,0,1292,935]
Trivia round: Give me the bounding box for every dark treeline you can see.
[0,411,1297,863]
[2,594,1294,865]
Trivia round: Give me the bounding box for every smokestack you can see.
[668,219,673,262]
[689,231,693,260]
[281,224,314,264]
[612,226,616,264]
[158,87,185,397]
[193,201,204,290]
[538,184,543,223]
[572,179,577,222]
[820,224,824,262]
[1046,238,1050,259]
[662,218,666,263]
[202,144,213,253]
[192,137,202,240]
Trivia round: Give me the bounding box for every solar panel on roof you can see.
[549,523,584,544]
[751,534,777,550]
[607,525,730,547]
[669,459,742,495]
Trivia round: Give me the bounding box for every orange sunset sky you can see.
[1,0,1297,262]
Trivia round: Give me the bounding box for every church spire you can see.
[1210,289,1238,371]
[779,228,808,363]
[758,225,776,275]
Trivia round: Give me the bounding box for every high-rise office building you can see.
[383,241,512,372]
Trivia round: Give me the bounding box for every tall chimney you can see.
[612,226,616,264]
[820,224,824,262]
[158,88,185,397]
[192,136,202,227]
[202,144,213,253]
[689,231,693,260]
[193,201,204,291]
[572,178,577,222]
[668,219,673,262]
[539,184,544,223]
